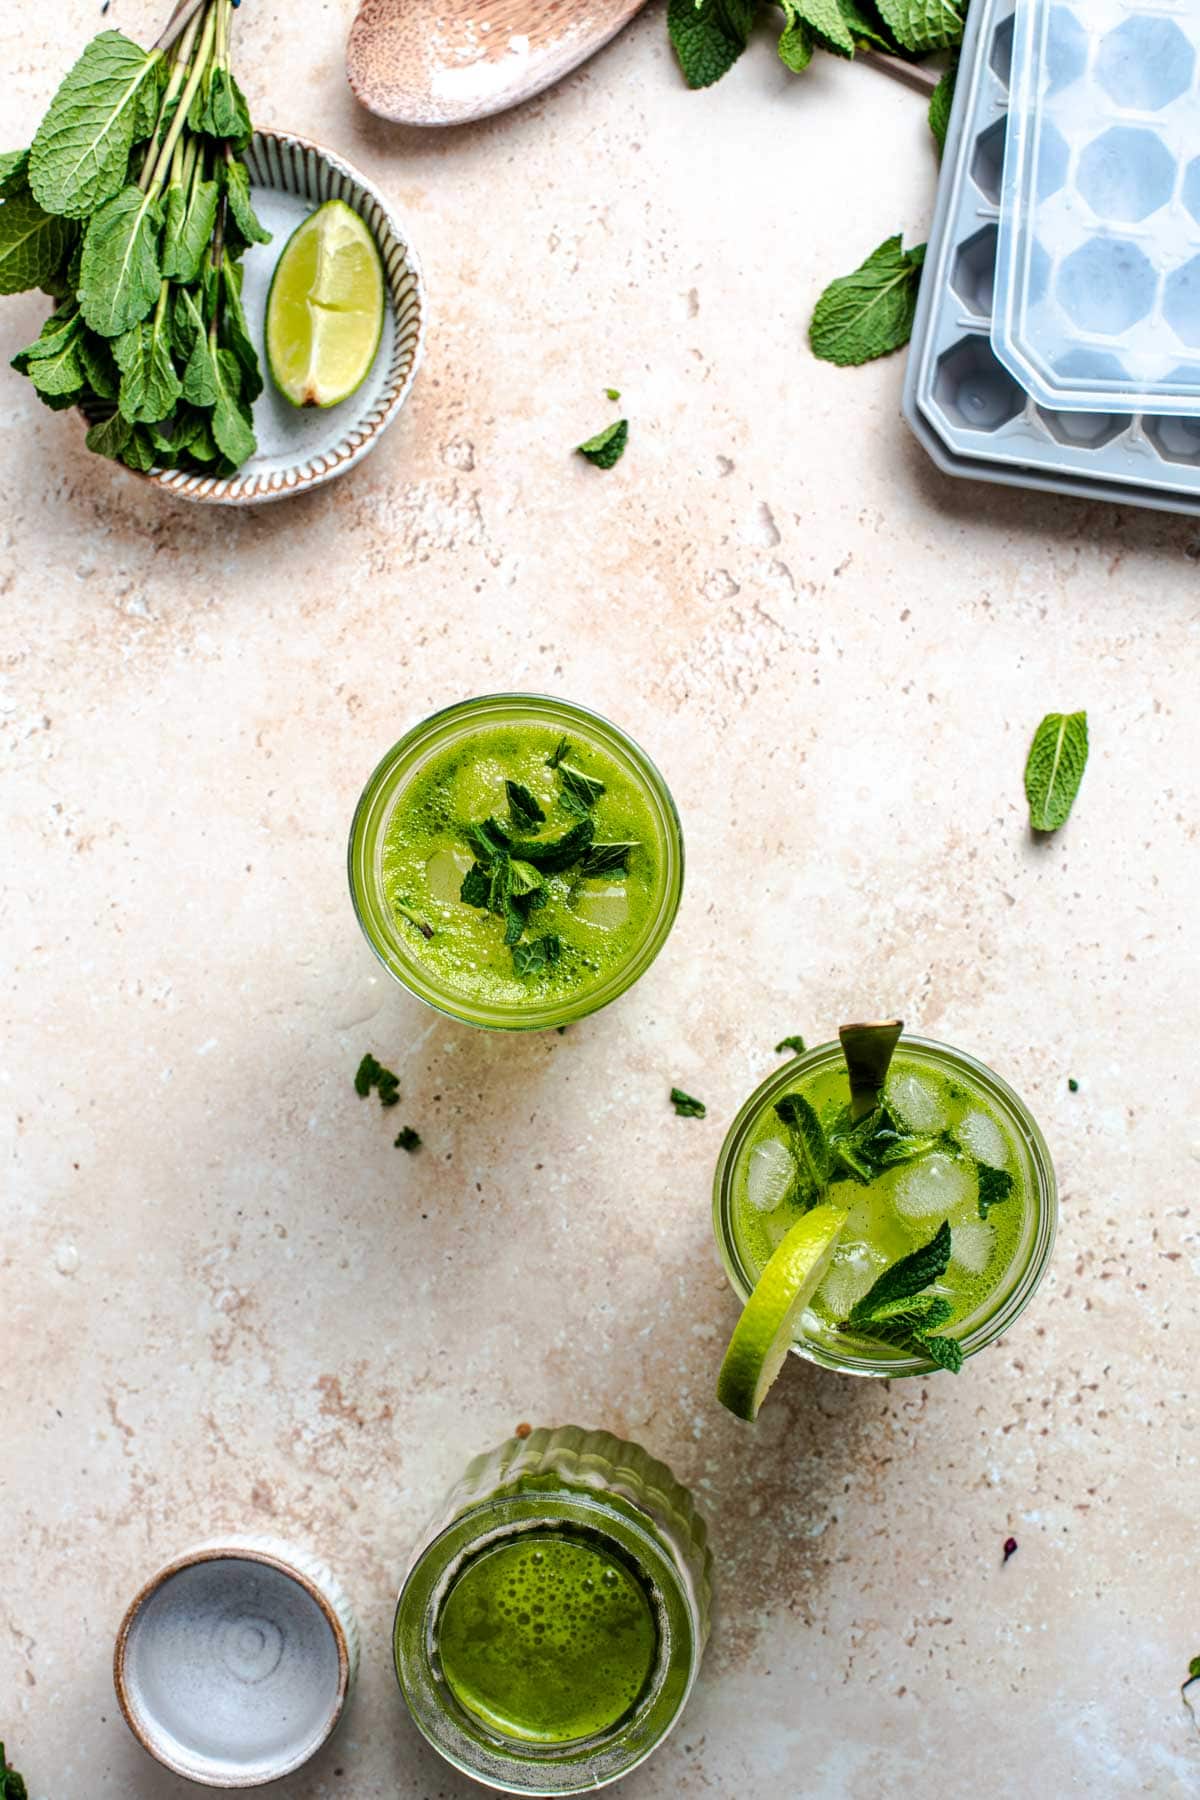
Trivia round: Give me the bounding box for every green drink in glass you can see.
[393,1426,712,1794]
[349,696,683,1030]
[714,1028,1056,1409]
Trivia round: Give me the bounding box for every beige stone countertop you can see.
[3,3,1199,1796]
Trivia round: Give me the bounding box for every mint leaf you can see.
[849,1220,951,1321]
[512,933,561,977]
[211,346,256,466]
[774,1092,831,1198]
[837,0,899,50]
[355,1051,400,1106]
[506,780,544,830]
[671,1087,707,1118]
[460,862,490,908]
[558,761,605,813]
[115,293,181,424]
[810,234,926,367]
[794,0,855,56]
[855,1293,952,1330]
[774,1034,807,1056]
[605,385,621,401]
[873,0,963,53]
[929,54,958,155]
[0,192,76,294]
[778,9,814,69]
[579,840,637,876]
[29,33,163,220]
[668,0,754,87]
[394,1125,421,1152]
[1024,710,1088,833]
[161,177,219,284]
[506,817,595,873]
[0,150,30,197]
[977,1164,1014,1220]
[547,737,571,769]
[0,1744,28,1800]
[85,409,132,461]
[913,1327,963,1372]
[78,184,162,336]
[465,817,514,861]
[222,157,271,249]
[577,418,628,468]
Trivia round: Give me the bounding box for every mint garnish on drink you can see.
[840,1220,964,1373]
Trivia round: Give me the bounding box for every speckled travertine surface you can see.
[3,6,1200,1797]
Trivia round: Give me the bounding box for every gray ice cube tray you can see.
[994,0,1200,415]
[902,0,1200,516]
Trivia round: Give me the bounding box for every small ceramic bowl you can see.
[113,1535,360,1788]
[107,128,425,505]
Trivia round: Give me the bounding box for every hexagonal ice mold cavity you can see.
[1095,16,1194,112]
[1056,238,1157,335]
[1034,122,1070,201]
[1184,157,1200,229]
[990,14,1014,87]
[1076,126,1175,223]
[1144,415,1200,465]
[1044,5,1087,95]
[1163,256,1200,349]
[950,227,998,316]
[972,120,1006,203]
[1036,408,1126,448]
[1048,346,1130,386]
[933,335,1024,431]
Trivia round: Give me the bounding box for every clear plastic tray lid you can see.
[994,0,1200,414]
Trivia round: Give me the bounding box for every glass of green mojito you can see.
[393,1425,712,1794]
[714,1028,1056,1408]
[348,695,683,1030]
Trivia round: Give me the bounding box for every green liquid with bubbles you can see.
[436,1531,660,1746]
[382,722,666,1012]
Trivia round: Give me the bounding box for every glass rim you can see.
[392,1490,702,1795]
[347,692,684,1032]
[712,1034,1058,1378]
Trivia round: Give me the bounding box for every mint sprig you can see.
[842,1220,963,1371]
[506,779,545,831]
[977,1164,1014,1220]
[810,235,926,367]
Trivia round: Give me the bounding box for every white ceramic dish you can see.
[113,1535,360,1788]
[109,128,425,505]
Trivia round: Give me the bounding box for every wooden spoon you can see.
[347,0,651,127]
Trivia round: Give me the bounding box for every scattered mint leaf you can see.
[774,1092,831,1199]
[1024,710,1088,833]
[394,1126,421,1152]
[1068,1077,1079,1093]
[355,1053,400,1106]
[577,418,628,469]
[512,933,561,977]
[929,53,958,155]
[774,1034,807,1056]
[547,737,571,769]
[810,234,926,367]
[506,780,545,830]
[977,1164,1014,1220]
[671,1087,707,1118]
[0,1744,27,1800]
[579,840,638,876]
[395,898,435,940]
[605,386,621,401]
[849,1220,951,1321]
[873,0,963,53]
[668,0,753,88]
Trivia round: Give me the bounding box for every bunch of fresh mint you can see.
[0,0,269,477]
[840,1219,964,1370]
[669,0,965,366]
[457,739,639,979]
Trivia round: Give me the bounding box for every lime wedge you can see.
[266,199,384,408]
[716,1203,848,1422]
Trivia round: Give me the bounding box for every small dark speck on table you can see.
[1003,1536,1018,1564]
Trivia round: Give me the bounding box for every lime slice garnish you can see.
[266,199,384,408]
[716,1203,848,1422]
